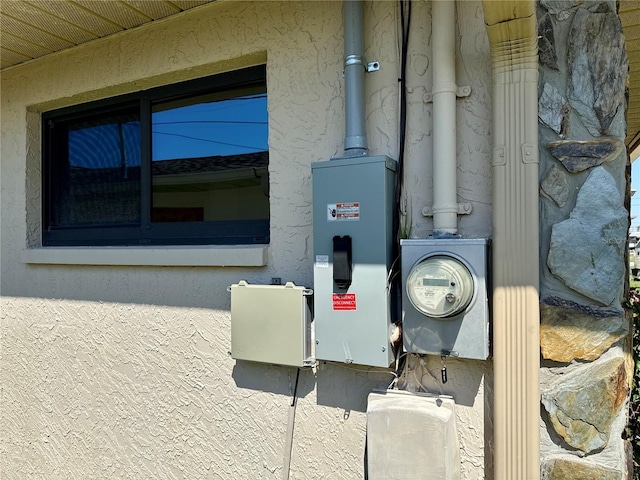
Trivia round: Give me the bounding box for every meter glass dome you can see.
[406,255,474,318]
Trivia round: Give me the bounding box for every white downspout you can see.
[431,0,459,236]
[483,2,540,478]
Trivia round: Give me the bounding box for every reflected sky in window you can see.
[152,93,268,162]
[66,93,268,170]
[68,114,140,169]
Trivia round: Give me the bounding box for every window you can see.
[42,65,269,246]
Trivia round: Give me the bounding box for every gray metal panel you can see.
[230,281,313,367]
[312,155,396,367]
[401,238,491,360]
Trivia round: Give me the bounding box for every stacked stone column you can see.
[537,1,632,478]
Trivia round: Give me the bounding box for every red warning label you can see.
[333,293,357,311]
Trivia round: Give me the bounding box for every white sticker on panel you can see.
[316,255,329,268]
[327,202,360,221]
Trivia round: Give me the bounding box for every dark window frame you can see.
[42,65,269,247]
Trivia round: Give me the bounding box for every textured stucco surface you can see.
[1,1,493,478]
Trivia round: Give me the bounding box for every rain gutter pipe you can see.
[343,0,368,157]
[483,2,540,478]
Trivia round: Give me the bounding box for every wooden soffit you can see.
[0,0,215,71]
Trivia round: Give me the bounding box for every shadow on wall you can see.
[8,264,276,310]
[232,357,489,413]
[315,362,398,413]
[231,359,397,413]
[436,357,486,408]
[231,361,316,398]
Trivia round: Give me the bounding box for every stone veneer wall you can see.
[537,1,633,478]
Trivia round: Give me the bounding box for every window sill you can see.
[22,245,268,267]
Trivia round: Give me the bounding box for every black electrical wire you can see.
[390,0,412,326]
[291,367,301,407]
[152,130,265,151]
[394,0,411,243]
[397,0,411,184]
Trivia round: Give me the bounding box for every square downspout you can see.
[483,2,540,479]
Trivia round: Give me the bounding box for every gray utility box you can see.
[401,238,490,360]
[230,281,314,367]
[312,155,396,368]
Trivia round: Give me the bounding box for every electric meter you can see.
[406,255,474,318]
[401,238,490,360]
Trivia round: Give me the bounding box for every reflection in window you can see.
[151,88,269,223]
[54,110,141,226]
[43,64,269,246]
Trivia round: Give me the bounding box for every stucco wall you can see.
[0,1,493,478]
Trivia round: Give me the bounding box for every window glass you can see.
[43,65,269,246]
[52,110,140,226]
[151,86,269,223]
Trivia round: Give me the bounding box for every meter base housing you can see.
[401,238,490,360]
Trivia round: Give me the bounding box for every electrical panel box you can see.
[401,238,490,360]
[312,155,396,368]
[230,281,314,367]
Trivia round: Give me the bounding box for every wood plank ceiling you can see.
[620,0,640,156]
[2,0,640,154]
[0,0,214,69]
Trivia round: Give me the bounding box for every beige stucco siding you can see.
[1,1,493,478]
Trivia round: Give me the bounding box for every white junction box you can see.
[230,281,313,367]
[401,238,490,360]
[367,390,460,480]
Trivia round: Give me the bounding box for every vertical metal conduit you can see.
[482,2,540,479]
[343,0,368,157]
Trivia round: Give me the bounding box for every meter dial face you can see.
[406,255,474,318]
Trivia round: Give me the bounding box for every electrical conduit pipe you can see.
[343,0,368,157]
[431,0,459,237]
